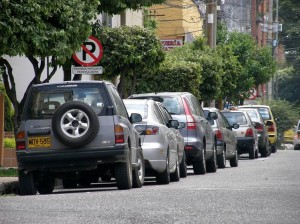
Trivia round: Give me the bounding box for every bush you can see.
[4,138,15,149]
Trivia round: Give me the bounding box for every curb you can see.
[0,181,19,195]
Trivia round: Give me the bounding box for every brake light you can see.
[245,128,254,137]
[183,98,196,130]
[185,146,194,150]
[215,130,223,140]
[268,124,275,132]
[134,125,159,135]
[16,141,25,150]
[255,123,264,132]
[115,125,125,144]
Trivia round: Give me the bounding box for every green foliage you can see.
[4,138,15,149]
[93,25,165,97]
[0,0,98,63]
[143,9,158,31]
[0,168,17,177]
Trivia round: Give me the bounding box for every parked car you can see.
[294,120,300,150]
[203,107,239,168]
[238,108,270,157]
[15,81,145,195]
[238,105,278,153]
[128,92,218,175]
[123,99,182,184]
[222,110,259,159]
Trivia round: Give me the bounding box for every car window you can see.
[256,108,271,120]
[107,85,128,118]
[203,110,216,126]
[161,97,183,115]
[124,103,148,119]
[222,112,247,125]
[153,103,166,125]
[220,113,231,128]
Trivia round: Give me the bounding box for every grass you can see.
[4,138,16,149]
[0,168,18,177]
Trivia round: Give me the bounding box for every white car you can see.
[123,99,182,184]
[222,110,259,159]
[294,120,300,150]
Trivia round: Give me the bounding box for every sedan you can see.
[222,110,259,159]
[204,107,239,168]
[294,120,300,150]
[123,99,181,184]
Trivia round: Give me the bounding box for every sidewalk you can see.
[0,177,19,195]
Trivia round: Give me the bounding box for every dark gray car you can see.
[128,92,218,175]
[15,81,144,195]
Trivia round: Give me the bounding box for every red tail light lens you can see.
[183,98,196,130]
[16,141,25,150]
[215,130,223,140]
[115,125,125,143]
[134,125,159,135]
[245,128,254,137]
[268,124,275,132]
[255,123,264,132]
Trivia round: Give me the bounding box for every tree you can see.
[0,0,98,131]
[93,25,165,98]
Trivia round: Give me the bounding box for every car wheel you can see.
[18,170,37,196]
[271,145,277,153]
[170,155,180,182]
[255,148,259,158]
[179,150,187,178]
[156,155,170,185]
[36,176,55,195]
[52,101,99,147]
[193,150,206,175]
[207,145,217,173]
[249,145,255,159]
[217,147,226,169]
[230,147,239,167]
[260,143,268,158]
[115,152,133,190]
[132,150,145,188]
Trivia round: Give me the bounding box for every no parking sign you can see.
[73,36,103,66]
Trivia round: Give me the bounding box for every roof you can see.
[238,105,271,109]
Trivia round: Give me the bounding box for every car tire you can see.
[18,170,37,196]
[193,150,206,175]
[36,176,55,195]
[52,101,99,147]
[271,145,277,153]
[255,148,259,158]
[179,151,188,178]
[230,148,239,167]
[249,145,255,159]
[170,156,180,182]
[217,147,226,169]
[115,152,133,190]
[132,150,145,188]
[207,145,217,173]
[156,155,170,185]
[260,143,268,158]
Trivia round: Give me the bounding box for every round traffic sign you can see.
[73,36,103,66]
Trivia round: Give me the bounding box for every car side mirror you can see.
[232,123,239,129]
[209,112,218,120]
[168,120,179,129]
[130,113,142,123]
[178,122,186,129]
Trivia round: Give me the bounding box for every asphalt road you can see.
[1,148,300,224]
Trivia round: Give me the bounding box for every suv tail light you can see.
[245,128,254,137]
[115,125,125,144]
[135,125,159,135]
[16,131,25,150]
[183,98,196,130]
[215,130,223,140]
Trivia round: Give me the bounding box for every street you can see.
[1,148,300,224]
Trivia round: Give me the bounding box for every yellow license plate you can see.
[28,136,51,148]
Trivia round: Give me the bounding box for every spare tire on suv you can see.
[15,80,144,195]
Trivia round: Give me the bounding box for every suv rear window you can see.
[25,84,108,119]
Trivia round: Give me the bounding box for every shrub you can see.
[4,138,15,149]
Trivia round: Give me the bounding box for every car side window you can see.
[107,85,128,118]
[220,113,231,129]
[153,103,166,125]
[190,95,203,117]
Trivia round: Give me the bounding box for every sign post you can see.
[72,36,103,74]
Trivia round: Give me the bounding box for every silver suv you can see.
[128,92,218,175]
[16,81,144,195]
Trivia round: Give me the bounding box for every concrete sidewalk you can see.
[0,177,19,195]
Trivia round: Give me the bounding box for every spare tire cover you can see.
[52,101,99,147]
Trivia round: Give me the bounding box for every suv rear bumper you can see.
[17,144,129,171]
[236,137,255,154]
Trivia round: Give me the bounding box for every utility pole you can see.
[274,0,279,99]
[206,1,217,49]
[268,0,274,100]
